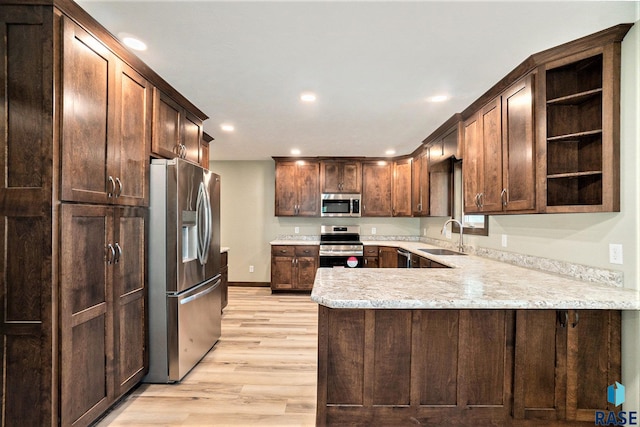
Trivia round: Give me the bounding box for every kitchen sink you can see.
[419,248,466,256]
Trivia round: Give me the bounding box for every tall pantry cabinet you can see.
[0,2,208,426]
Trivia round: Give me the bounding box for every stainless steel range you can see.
[319,225,364,268]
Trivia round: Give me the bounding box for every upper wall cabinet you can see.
[411,148,429,217]
[543,48,620,212]
[362,161,392,216]
[274,159,320,216]
[151,88,203,165]
[320,159,362,193]
[392,158,412,217]
[463,74,536,214]
[60,18,150,207]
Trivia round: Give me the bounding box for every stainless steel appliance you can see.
[319,225,363,268]
[397,249,411,268]
[145,158,221,383]
[321,193,361,217]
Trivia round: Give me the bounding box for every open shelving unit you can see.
[545,53,611,209]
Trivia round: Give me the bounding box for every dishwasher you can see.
[397,249,411,268]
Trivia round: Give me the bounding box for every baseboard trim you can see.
[229,281,270,288]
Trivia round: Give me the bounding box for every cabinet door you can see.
[378,246,397,268]
[296,161,320,216]
[463,114,482,214]
[60,18,114,204]
[271,256,295,290]
[113,207,146,397]
[275,161,297,216]
[479,98,503,212]
[392,158,412,217]
[182,112,202,164]
[362,162,392,216]
[566,310,621,421]
[412,151,429,216]
[513,310,565,421]
[341,161,362,193]
[296,256,318,290]
[113,61,151,207]
[60,204,114,426]
[152,88,181,159]
[320,161,342,193]
[502,75,535,212]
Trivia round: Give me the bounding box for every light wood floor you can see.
[96,287,318,426]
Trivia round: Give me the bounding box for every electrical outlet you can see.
[609,244,623,265]
[372,227,377,235]
[501,234,508,248]
[423,228,427,236]
[294,227,299,234]
[249,265,255,273]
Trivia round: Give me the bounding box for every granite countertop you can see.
[310,242,640,311]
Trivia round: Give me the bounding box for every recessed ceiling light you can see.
[427,95,450,103]
[385,149,396,156]
[119,33,147,51]
[300,93,317,102]
[291,149,301,155]
[221,124,235,132]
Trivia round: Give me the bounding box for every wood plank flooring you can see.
[96,287,318,426]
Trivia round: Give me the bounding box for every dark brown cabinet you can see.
[320,160,361,193]
[60,19,151,207]
[274,160,320,216]
[152,89,203,164]
[221,250,229,311]
[60,204,146,426]
[271,245,319,291]
[410,253,448,268]
[392,158,412,217]
[411,148,429,216]
[544,48,621,212]
[378,246,398,268]
[463,75,536,214]
[0,3,207,425]
[363,246,379,268]
[362,161,392,216]
[514,310,621,422]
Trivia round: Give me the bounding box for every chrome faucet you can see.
[441,218,464,253]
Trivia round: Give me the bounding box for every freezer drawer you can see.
[145,276,222,383]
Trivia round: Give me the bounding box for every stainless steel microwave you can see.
[321,193,361,217]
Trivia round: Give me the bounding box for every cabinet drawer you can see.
[295,246,319,257]
[272,245,295,256]
[363,246,379,256]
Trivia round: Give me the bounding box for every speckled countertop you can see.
[308,241,640,310]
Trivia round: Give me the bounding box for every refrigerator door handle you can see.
[202,183,212,263]
[179,278,221,305]
[196,182,208,265]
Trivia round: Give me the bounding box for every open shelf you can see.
[545,53,605,208]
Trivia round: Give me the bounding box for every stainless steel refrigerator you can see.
[145,158,221,383]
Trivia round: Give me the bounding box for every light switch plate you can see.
[501,234,508,247]
[294,227,299,234]
[372,227,377,235]
[609,244,623,264]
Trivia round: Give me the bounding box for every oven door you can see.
[320,255,363,268]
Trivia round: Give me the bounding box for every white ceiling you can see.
[76,1,639,161]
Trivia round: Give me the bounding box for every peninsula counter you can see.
[311,251,640,426]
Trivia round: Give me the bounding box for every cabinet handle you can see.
[107,176,116,198]
[115,177,123,198]
[474,193,480,208]
[280,249,288,254]
[478,193,484,208]
[572,311,579,328]
[557,310,569,328]
[114,242,122,263]
[501,188,508,207]
[107,243,115,265]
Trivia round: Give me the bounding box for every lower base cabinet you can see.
[270,245,319,291]
[60,204,146,426]
[317,307,620,426]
